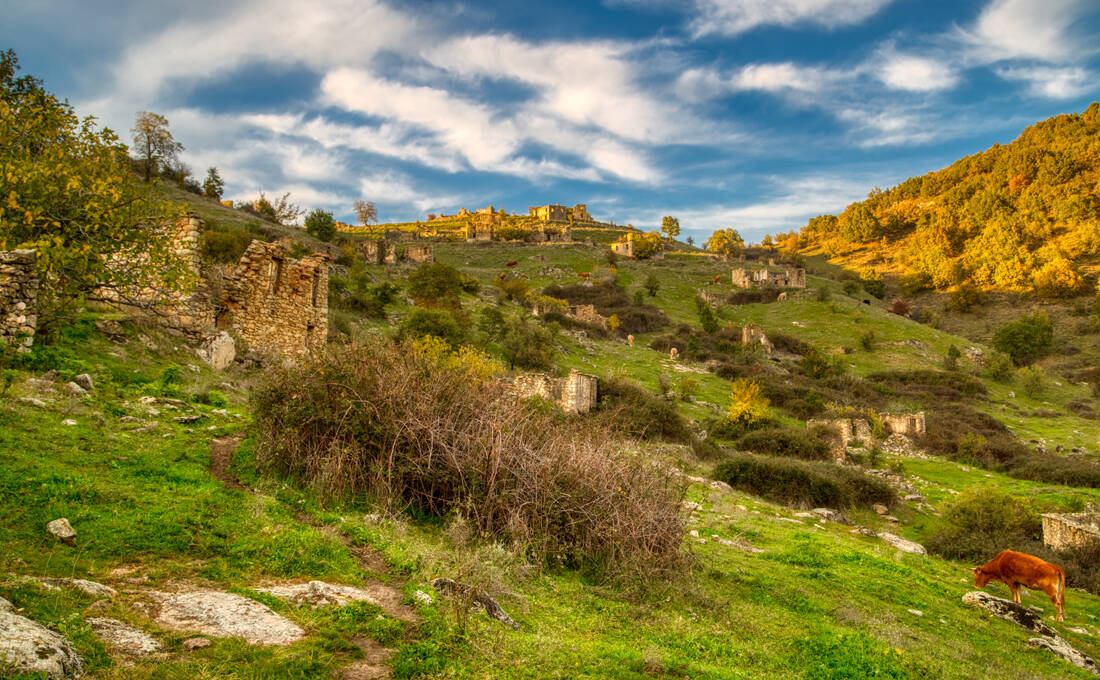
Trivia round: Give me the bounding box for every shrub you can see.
[925,490,1043,562]
[858,330,875,351]
[495,277,529,302]
[501,318,557,370]
[942,345,961,371]
[726,379,770,425]
[859,270,885,299]
[1017,365,1045,398]
[596,376,691,442]
[201,227,253,264]
[949,283,985,312]
[799,349,843,378]
[867,370,986,398]
[251,340,686,577]
[407,262,467,307]
[304,208,337,242]
[543,280,668,334]
[983,352,1015,382]
[644,273,660,296]
[397,308,466,347]
[992,312,1053,366]
[714,454,894,509]
[887,299,911,316]
[732,427,830,460]
[697,301,719,334]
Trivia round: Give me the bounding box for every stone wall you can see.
[1042,513,1100,550]
[220,240,328,360]
[404,244,434,263]
[881,412,926,436]
[572,204,592,222]
[731,266,806,289]
[529,204,568,222]
[808,411,926,450]
[570,304,608,330]
[0,250,38,352]
[359,240,383,264]
[741,324,772,352]
[510,369,598,414]
[611,239,634,257]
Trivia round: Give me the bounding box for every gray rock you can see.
[878,532,927,555]
[872,503,889,515]
[64,382,87,397]
[73,374,94,392]
[0,609,84,679]
[18,397,48,408]
[812,508,847,524]
[197,331,236,372]
[1027,637,1100,676]
[86,617,163,656]
[962,591,1057,636]
[0,595,12,612]
[61,419,77,427]
[181,637,211,651]
[46,518,76,545]
[413,590,434,606]
[152,591,305,646]
[39,579,116,599]
[255,581,393,609]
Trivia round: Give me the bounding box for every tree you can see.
[354,199,377,226]
[727,379,769,425]
[304,208,337,242]
[250,191,303,225]
[644,273,660,297]
[131,111,183,182]
[705,228,745,258]
[202,167,224,200]
[407,262,465,308]
[686,236,695,246]
[661,216,680,240]
[992,312,1054,366]
[0,50,189,330]
[501,317,557,370]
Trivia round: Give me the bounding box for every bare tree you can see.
[131,111,183,181]
[354,199,378,226]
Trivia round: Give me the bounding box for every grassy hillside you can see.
[796,102,1100,298]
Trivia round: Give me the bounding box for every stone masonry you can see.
[731,266,806,289]
[0,250,38,352]
[220,241,328,360]
[511,369,598,414]
[404,244,434,263]
[808,411,926,455]
[1042,513,1100,551]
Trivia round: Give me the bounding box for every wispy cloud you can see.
[957,0,1097,63]
[995,65,1094,99]
[686,0,893,37]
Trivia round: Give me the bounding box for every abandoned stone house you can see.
[359,239,433,265]
[731,266,806,289]
[741,324,773,352]
[528,204,568,222]
[404,244,434,263]
[510,369,598,414]
[569,304,609,330]
[531,225,573,243]
[1042,513,1100,550]
[0,250,38,352]
[465,214,496,242]
[611,235,635,257]
[218,240,329,360]
[808,411,927,454]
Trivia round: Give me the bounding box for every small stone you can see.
[64,382,87,396]
[174,415,203,424]
[47,518,77,545]
[908,609,924,616]
[413,590,434,606]
[878,532,926,555]
[119,415,141,424]
[39,578,116,598]
[1068,627,1092,636]
[182,637,212,651]
[884,515,900,524]
[73,374,94,391]
[61,419,77,426]
[872,504,889,515]
[87,617,164,656]
[17,397,47,408]
[688,530,699,538]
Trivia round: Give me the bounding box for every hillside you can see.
[798,103,1100,298]
[6,223,1100,677]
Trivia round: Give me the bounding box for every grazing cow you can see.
[506,260,518,267]
[578,272,590,278]
[627,334,634,347]
[777,292,788,301]
[712,274,722,284]
[497,272,507,280]
[669,347,679,360]
[974,550,1066,621]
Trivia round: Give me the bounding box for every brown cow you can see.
[578,272,590,278]
[712,274,722,284]
[974,550,1066,620]
[506,260,518,267]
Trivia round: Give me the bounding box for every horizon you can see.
[4,0,1100,243]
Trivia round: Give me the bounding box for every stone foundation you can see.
[220,241,328,360]
[569,304,608,330]
[0,250,38,351]
[510,369,598,414]
[732,266,806,289]
[808,411,926,459]
[1042,513,1100,550]
[741,324,772,352]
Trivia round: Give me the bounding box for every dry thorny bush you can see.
[251,338,687,581]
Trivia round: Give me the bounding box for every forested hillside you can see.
[799,103,1100,297]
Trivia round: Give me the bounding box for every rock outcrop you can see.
[0,607,83,679]
[86,617,164,657]
[152,591,305,646]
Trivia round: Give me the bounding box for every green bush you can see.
[304,208,336,242]
[799,349,843,379]
[715,454,895,510]
[925,490,1043,562]
[992,312,1054,366]
[397,308,466,347]
[733,427,830,460]
[407,262,467,307]
[1017,365,1046,398]
[983,352,1015,382]
[597,376,691,443]
[501,318,557,370]
[858,329,875,351]
[949,283,985,312]
[201,227,253,264]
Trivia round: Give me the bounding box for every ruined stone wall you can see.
[881,412,926,436]
[783,267,807,288]
[221,240,328,360]
[611,240,634,257]
[1043,513,1100,550]
[731,268,752,288]
[570,304,608,330]
[731,266,806,289]
[510,369,598,414]
[404,244,434,263]
[572,204,592,222]
[359,240,383,264]
[741,324,772,352]
[0,250,38,351]
[529,204,568,222]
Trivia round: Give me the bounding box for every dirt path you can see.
[340,637,394,679]
[208,436,246,490]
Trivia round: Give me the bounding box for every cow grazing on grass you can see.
[712,274,722,284]
[506,260,518,267]
[578,272,590,278]
[974,550,1066,621]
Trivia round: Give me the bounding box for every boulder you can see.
[0,609,84,679]
[39,578,116,599]
[64,382,87,397]
[877,532,927,555]
[46,518,77,546]
[812,508,847,524]
[198,332,236,372]
[255,581,393,609]
[182,637,212,651]
[73,374,94,392]
[1027,637,1100,676]
[153,591,305,646]
[87,617,164,657]
[872,503,889,515]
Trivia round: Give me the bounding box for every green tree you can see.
[644,273,660,297]
[407,262,465,307]
[992,312,1054,366]
[304,208,337,242]
[250,191,303,225]
[131,111,183,182]
[202,167,224,200]
[661,216,680,240]
[697,299,718,334]
[397,308,466,347]
[501,317,557,370]
[0,50,188,330]
[705,228,745,258]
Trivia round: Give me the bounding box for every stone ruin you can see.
[698,290,720,308]
[1042,513,1100,551]
[610,237,634,258]
[741,324,772,352]
[404,243,434,263]
[731,266,806,289]
[218,241,329,360]
[808,412,926,459]
[568,304,609,330]
[0,250,38,352]
[358,239,435,266]
[510,369,598,414]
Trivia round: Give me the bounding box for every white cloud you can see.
[688,0,893,37]
[876,53,958,92]
[996,66,1094,99]
[959,0,1095,63]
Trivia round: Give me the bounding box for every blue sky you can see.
[5,0,1100,243]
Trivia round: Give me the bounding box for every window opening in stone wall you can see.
[268,259,283,295]
[311,271,321,307]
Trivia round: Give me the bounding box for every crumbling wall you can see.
[359,240,383,264]
[510,369,598,414]
[881,412,926,436]
[529,204,568,222]
[809,412,925,449]
[611,239,634,257]
[572,204,592,222]
[731,268,752,288]
[220,241,328,360]
[731,266,807,289]
[741,324,772,352]
[1042,513,1100,550]
[570,304,608,330]
[0,250,38,352]
[404,244,434,263]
